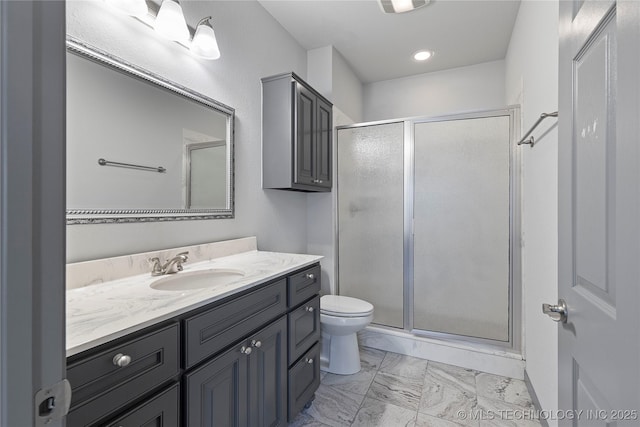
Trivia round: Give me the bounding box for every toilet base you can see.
[325,333,361,375]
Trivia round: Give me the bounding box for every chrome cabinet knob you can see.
[305,306,314,312]
[306,273,315,280]
[251,340,262,348]
[542,299,568,323]
[305,358,314,364]
[240,346,252,355]
[112,353,132,367]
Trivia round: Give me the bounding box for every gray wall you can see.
[504,1,559,423]
[363,60,506,121]
[66,0,309,261]
[305,47,362,294]
[307,45,363,123]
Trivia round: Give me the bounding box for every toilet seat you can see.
[321,295,374,318]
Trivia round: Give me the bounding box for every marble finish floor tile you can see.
[419,362,478,427]
[379,352,430,380]
[288,412,334,427]
[323,368,377,396]
[475,373,533,409]
[367,370,423,411]
[352,397,416,427]
[291,348,535,427]
[302,383,365,427]
[428,361,477,391]
[360,346,387,371]
[476,396,543,427]
[414,412,476,427]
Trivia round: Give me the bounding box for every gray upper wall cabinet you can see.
[262,73,333,192]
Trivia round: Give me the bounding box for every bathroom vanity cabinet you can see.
[65,263,321,427]
[262,72,333,192]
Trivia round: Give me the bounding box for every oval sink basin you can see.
[150,268,245,291]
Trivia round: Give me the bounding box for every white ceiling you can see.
[257,0,521,83]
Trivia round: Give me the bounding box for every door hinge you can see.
[35,379,72,426]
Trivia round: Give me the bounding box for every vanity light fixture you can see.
[190,17,221,60]
[105,0,148,18]
[104,0,222,60]
[378,0,430,14]
[154,0,190,42]
[413,50,433,61]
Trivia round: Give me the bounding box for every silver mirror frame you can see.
[65,36,235,224]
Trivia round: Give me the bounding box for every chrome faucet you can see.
[149,251,189,276]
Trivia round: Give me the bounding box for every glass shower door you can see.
[413,116,511,341]
[337,122,405,328]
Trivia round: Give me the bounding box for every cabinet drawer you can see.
[67,323,180,427]
[105,383,179,427]
[288,295,320,365]
[287,342,321,421]
[184,279,287,368]
[287,265,320,307]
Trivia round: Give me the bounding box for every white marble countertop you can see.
[66,250,322,357]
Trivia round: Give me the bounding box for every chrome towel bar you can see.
[517,111,558,147]
[98,158,166,173]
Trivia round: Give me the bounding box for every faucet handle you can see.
[176,251,189,265]
[149,257,163,276]
[171,251,189,273]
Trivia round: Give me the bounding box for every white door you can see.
[557,0,640,424]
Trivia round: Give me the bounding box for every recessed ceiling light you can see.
[379,0,430,14]
[413,50,433,61]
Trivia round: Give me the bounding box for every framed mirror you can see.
[66,37,234,224]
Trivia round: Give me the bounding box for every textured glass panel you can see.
[337,123,404,328]
[413,117,510,341]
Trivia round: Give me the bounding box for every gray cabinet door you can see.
[105,384,180,427]
[294,82,315,186]
[186,316,287,427]
[315,98,332,188]
[287,343,321,421]
[287,296,320,365]
[185,344,249,427]
[249,316,288,427]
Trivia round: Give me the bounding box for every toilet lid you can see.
[321,295,374,317]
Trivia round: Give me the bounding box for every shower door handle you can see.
[542,299,568,323]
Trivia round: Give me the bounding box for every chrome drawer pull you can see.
[251,340,262,348]
[240,346,252,355]
[305,273,315,280]
[112,353,132,368]
[305,306,314,312]
[305,358,314,364]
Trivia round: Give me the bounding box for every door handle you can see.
[542,299,568,323]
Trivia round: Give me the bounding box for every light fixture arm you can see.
[196,16,213,29]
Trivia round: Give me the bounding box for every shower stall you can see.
[336,108,521,350]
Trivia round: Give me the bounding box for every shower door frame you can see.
[335,107,522,352]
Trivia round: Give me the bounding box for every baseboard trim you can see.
[524,370,550,427]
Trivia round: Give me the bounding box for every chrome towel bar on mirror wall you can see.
[98,158,166,173]
[517,111,558,147]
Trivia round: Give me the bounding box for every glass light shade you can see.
[154,0,190,42]
[391,0,415,13]
[191,20,221,60]
[105,0,148,17]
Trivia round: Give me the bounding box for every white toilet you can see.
[320,295,374,375]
